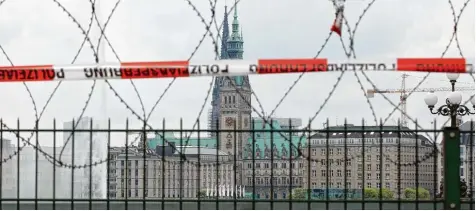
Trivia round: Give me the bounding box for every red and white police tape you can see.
[0,58,473,82]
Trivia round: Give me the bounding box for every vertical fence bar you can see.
[197,120,201,210]
[344,120,348,209]
[233,120,237,210]
[142,121,147,210]
[89,119,93,210]
[179,119,183,210]
[379,120,383,210]
[470,121,474,210]
[125,119,129,210]
[251,119,255,210]
[70,119,75,210]
[270,119,274,210]
[161,119,165,210]
[16,119,20,210]
[215,119,219,210]
[288,119,293,210]
[415,121,420,209]
[325,119,330,210]
[443,127,461,210]
[306,119,311,210]
[35,120,39,210]
[397,122,402,210]
[107,119,111,210]
[360,119,365,210]
[214,120,220,210]
[53,119,57,210]
[432,119,438,210]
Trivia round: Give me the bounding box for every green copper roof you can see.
[233,76,244,86]
[242,119,306,160]
[146,119,306,159]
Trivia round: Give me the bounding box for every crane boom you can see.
[367,87,474,97]
[366,74,474,127]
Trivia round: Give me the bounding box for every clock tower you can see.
[217,3,251,158]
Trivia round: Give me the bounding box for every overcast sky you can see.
[0,0,474,148]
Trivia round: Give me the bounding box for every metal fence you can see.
[0,119,474,210]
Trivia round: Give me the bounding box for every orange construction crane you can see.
[367,74,474,127]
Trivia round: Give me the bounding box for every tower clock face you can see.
[225,117,234,127]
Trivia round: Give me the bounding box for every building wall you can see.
[1,138,17,198]
[302,134,437,198]
[112,150,236,199]
[242,159,304,199]
[17,146,67,199]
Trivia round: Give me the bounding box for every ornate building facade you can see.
[132,3,440,200]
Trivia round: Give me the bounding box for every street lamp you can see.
[424,73,475,128]
[424,73,474,208]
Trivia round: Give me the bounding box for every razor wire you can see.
[0,0,473,170]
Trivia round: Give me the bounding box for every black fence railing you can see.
[0,119,474,210]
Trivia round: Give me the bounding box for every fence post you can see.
[443,127,461,210]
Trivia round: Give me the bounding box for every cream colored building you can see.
[112,145,238,199]
[1,138,18,198]
[302,124,438,198]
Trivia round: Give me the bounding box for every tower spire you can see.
[220,4,230,59]
[225,0,246,86]
[234,0,238,18]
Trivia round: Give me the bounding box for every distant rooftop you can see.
[174,146,229,156]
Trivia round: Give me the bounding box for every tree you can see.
[364,188,379,199]
[416,188,430,200]
[404,188,430,200]
[404,188,416,199]
[380,188,394,199]
[365,188,394,199]
[290,188,307,200]
[197,190,207,198]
